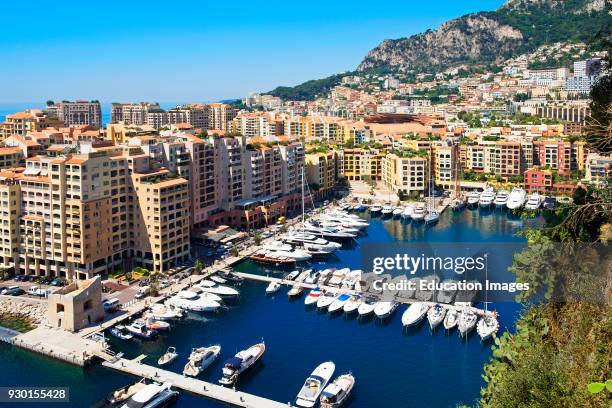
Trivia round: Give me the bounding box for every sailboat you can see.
[450,141,467,211]
[426,304,447,330]
[476,262,499,340]
[423,161,439,224]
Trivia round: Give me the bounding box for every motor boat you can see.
[506,187,527,210]
[328,293,352,313]
[303,224,356,239]
[424,210,439,225]
[183,345,221,377]
[542,196,556,210]
[477,313,500,340]
[101,379,149,406]
[411,204,426,221]
[265,248,312,262]
[466,191,480,207]
[263,241,294,252]
[197,280,240,297]
[218,270,244,283]
[288,284,305,297]
[109,325,133,341]
[283,233,342,250]
[342,294,362,314]
[146,303,183,321]
[401,205,414,219]
[124,320,157,340]
[450,195,467,211]
[295,361,336,408]
[119,382,178,408]
[458,308,478,338]
[166,291,221,312]
[218,343,266,386]
[381,204,394,216]
[392,207,403,217]
[369,205,382,213]
[374,301,398,319]
[478,187,496,208]
[357,296,377,317]
[157,347,178,366]
[304,271,320,284]
[265,281,281,294]
[401,303,429,327]
[494,190,509,208]
[209,275,227,284]
[316,290,338,310]
[304,287,322,306]
[443,308,459,331]
[320,373,355,408]
[319,215,368,229]
[146,318,170,331]
[525,193,542,210]
[426,304,447,330]
[250,249,296,266]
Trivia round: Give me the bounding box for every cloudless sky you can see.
[0,0,505,103]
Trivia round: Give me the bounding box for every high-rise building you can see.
[381,152,429,197]
[47,101,102,128]
[110,102,161,125]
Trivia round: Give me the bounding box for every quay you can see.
[102,355,291,408]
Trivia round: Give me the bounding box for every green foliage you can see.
[193,259,203,275]
[267,73,349,101]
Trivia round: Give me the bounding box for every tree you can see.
[253,233,262,246]
[193,259,203,275]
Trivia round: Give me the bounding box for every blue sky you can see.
[0,0,505,103]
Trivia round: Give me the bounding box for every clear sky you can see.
[0,0,506,103]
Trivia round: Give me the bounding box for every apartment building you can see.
[47,101,102,128]
[305,151,338,197]
[0,110,64,141]
[341,148,382,181]
[485,141,522,178]
[207,103,238,131]
[110,102,161,125]
[524,167,576,194]
[533,140,584,176]
[104,123,157,145]
[432,145,454,186]
[381,152,429,197]
[584,153,612,186]
[0,147,24,169]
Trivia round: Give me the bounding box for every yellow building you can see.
[305,151,337,195]
[341,148,382,181]
[381,152,429,197]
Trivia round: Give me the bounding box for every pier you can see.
[102,355,291,408]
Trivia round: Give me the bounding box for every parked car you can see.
[27,286,51,297]
[14,275,27,282]
[158,279,170,289]
[135,286,150,299]
[50,277,67,287]
[0,286,7,294]
[5,287,25,296]
[102,298,120,313]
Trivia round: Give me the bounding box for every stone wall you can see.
[0,295,47,325]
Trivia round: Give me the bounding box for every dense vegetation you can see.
[267,73,348,101]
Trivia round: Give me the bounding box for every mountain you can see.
[358,0,609,72]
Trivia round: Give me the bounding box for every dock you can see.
[102,356,291,408]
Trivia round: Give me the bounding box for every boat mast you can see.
[301,166,305,234]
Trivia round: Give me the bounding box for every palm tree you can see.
[193,259,203,275]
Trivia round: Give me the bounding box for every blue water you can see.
[0,209,539,408]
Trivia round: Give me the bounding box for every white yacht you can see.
[374,301,398,319]
[265,248,312,262]
[328,293,352,313]
[209,275,227,284]
[466,191,480,207]
[392,207,403,217]
[303,223,356,239]
[197,280,240,297]
[146,303,183,321]
[219,343,265,386]
[263,241,294,252]
[167,291,221,312]
[183,345,221,377]
[443,308,459,331]
[426,304,447,330]
[158,347,178,366]
[316,290,338,310]
[401,205,414,219]
[265,281,281,294]
[411,204,426,221]
[124,320,157,340]
[506,187,527,210]
[283,233,342,250]
[304,287,322,306]
[320,373,355,408]
[494,190,509,208]
[458,308,478,337]
[369,205,382,213]
[450,195,467,211]
[477,313,500,340]
[288,284,304,297]
[119,382,178,408]
[357,296,377,317]
[424,210,439,225]
[295,362,336,408]
[401,303,429,327]
[381,204,394,216]
[479,187,496,208]
[342,294,362,314]
[525,192,542,210]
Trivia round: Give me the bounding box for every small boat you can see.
[525,192,542,210]
[328,293,352,313]
[197,280,240,297]
[218,270,244,283]
[401,303,429,327]
[443,308,459,331]
[158,347,178,366]
[119,382,178,408]
[342,294,362,314]
[266,281,281,294]
[209,275,227,284]
[304,271,320,284]
[476,313,500,340]
[219,343,265,386]
[288,284,304,297]
[285,270,300,281]
[424,210,439,225]
[109,325,133,341]
[357,296,377,317]
[295,361,336,408]
[183,345,221,377]
[316,290,338,310]
[374,301,398,319]
[124,320,157,340]
[320,373,355,408]
[426,304,447,330]
[369,205,382,213]
[304,288,322,305]
[146,318,170,331]
[411,204,426,221]
[458,308,478,338]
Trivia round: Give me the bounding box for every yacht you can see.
[101,379,149,406]
[183,345,221,377]
[209,275,227,284]
[304,271,320,284]
[401,205,414,219]
[119,382,178,408]
[411,204,426,221]
[288,284,305,297]
[197,280,240,297]
[218,342,266,386]
[285,270,300,280]
[357,296,377,317]
[283,233,342,250]
[443,308,459,331]
[250,249,296,266]
[262,241,294,252]
[328,293,352,313]
[303,223,356,239]
[424,210,439,225]
[265,281,281,294]
[525,192,542,210]
[426,304,447,330]
[401,303,429,327]
[494,190,509,208]
[304,287,322,306]
[316,290,338,310]
[264,248,312,262]
[506,187,527,210]
[374,301,398,319]
[146,303,183,321]
[392,207,403,217]
[458,308,478,338]
[369,205,382,214]
[157,347,178,366]
[320,373,355,408]
[218,270,244,284]
[478,187,496,208]
[450,195,467,211]
[166,291,221,312]
[109,325,133,341]
[381,204,394,216]
[124,320,157,340]
[466,191,480,207]
[295,362,336,408]
[342,294,362,314]
[477,313,500,341]
[146,318,170,331]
